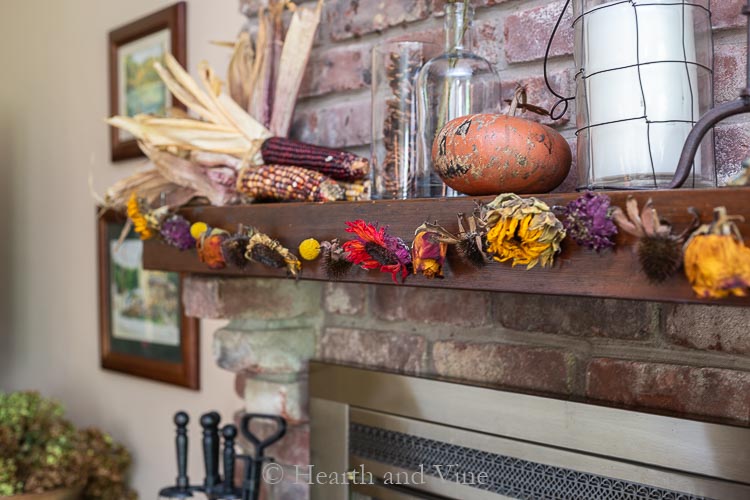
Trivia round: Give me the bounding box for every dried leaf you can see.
[269,0,324,136]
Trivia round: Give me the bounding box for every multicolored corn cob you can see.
[237,164,344,202]
[260,137,370,181]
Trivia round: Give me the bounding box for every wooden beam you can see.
[143,187,750,306]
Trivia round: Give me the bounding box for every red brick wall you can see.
[243,0,750,185]
[188,277,750,497]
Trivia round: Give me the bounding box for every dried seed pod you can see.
[320,239,353,280]
[222,233,251,268]
[612,197,698,283]
[245,231,301,277]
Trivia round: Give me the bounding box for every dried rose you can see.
[684,207,750,299]
[197,230,228,269]
[412,230,448,279]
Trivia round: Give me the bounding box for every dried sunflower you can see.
[412,224,449,279]
[483,194,566,269]
[684,207,750,299]
[320,239,353,280]
[126,193,160,240]
[612,197,698,283]
[245,230,301,277]
[342,220,412,283]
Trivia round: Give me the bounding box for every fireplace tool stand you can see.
[670,0,750,188]
[158,410,287,500]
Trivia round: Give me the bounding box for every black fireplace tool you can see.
[159,410,287,500]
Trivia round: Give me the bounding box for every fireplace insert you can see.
[309,362,750,500]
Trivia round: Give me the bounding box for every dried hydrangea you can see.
[160,215,196,251]
[560,192,618,253]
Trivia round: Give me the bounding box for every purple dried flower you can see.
[384,233,413,266]
[160,215,196,251]
[561,192,618,252]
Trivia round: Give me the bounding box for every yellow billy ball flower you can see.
[298,238,322,261]
[190,222,209,240]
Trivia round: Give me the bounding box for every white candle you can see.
[582,1,699,187]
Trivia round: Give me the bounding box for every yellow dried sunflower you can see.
[684,207,750,299]
[483,194,566,269]
[126,193,157,240]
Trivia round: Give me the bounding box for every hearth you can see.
[309,362,750,500]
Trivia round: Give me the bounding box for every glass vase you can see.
[370,41,438,199]
[415,2,502,198]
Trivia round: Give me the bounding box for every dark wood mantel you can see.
[142,187,750,306]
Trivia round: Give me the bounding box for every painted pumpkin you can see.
[432,113,571,195]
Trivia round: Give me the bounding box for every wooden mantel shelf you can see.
[143,187,750,306]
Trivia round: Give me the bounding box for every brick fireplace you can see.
[181,0,750,497]
[184,277,750,498]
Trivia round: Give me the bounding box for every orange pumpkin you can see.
[432,112,571,195]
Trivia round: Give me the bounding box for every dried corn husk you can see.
[141,142,239,206]
[108,115,255,155]
[270,0,324,136]
[226,32,254,111]
[250,7,274,125]
[190,151,244,169]
[100,168,197,210]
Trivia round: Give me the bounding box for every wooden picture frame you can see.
[108,2,187,161]
[97,210,199,389]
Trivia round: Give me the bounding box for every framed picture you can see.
[97,210,199,389]
[108,2,186,161]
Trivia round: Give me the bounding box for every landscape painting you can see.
[109,238,180,347]
[117,29,172,139]
[98,208,198,389]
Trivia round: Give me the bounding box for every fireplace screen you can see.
[309,362,750,500]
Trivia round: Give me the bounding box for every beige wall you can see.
[0,0,243,495]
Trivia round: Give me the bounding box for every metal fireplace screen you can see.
[309,363,750,500]
[349,422,706,500]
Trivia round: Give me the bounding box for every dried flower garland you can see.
[483,194,566,269]
[117,189,750,303]
[684,207,750,298]
[342,220,412,283]
[559,192,618,252]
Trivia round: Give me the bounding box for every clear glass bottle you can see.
[415,1,502,198]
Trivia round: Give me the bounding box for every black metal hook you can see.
[670,0,750,188]
[544,0,574,121]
